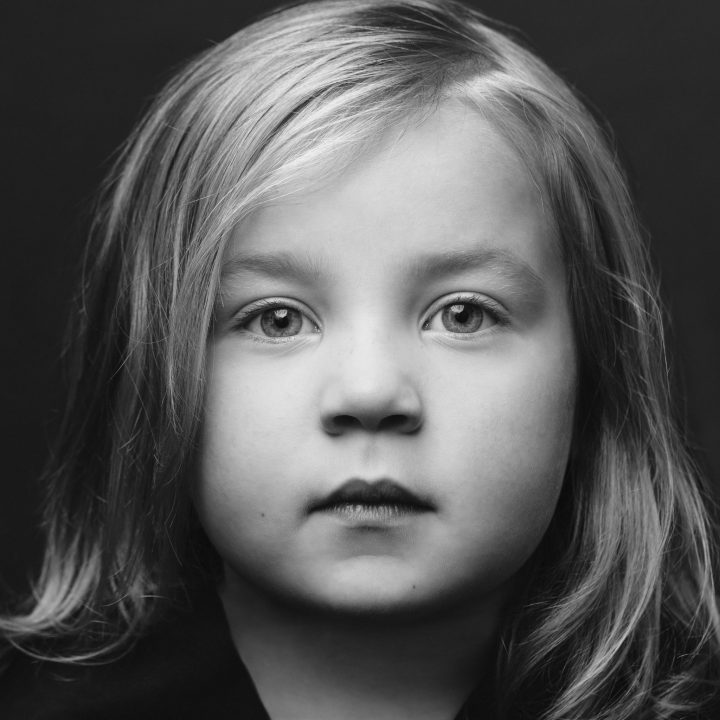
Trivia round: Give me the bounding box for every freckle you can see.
[412,584,416,589]
[261,512,266,518]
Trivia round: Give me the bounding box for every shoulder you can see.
[0,590,269,720]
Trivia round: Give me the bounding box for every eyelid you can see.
[421,292,509,331]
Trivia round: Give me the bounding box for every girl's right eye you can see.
[236,301,320,340]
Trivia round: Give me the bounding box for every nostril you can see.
[324,412,422,434]
[331,414,362,431]
[378,414,418,432]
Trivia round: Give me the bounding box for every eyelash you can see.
[232,293,508,342]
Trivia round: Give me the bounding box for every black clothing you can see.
[4,587,719,719]
[0,591,269,719]
[0,590,492,719]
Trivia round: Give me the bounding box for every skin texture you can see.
[195,101,577,719]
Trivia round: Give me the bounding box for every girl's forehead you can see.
[223,101,559,288]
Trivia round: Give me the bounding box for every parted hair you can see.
[2,1,718,718]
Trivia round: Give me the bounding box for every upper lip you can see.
[309,478,435,512]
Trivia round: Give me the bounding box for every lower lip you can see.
[315,503,430,524]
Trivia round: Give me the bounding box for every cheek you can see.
[194,355,307,553]
[201,353,309,472]
[431,344,575,563]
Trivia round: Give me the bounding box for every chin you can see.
[276,558,508,622]
[313,562,428,614]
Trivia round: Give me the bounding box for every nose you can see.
[319,333,424,435]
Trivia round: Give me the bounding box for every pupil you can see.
[451,304,469,324]
[273,308,290,328]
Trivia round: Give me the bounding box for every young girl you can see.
[2,1,718,718]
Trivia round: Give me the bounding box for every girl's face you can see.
[197,101,577,615]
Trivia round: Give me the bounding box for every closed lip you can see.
[309,478,435,513]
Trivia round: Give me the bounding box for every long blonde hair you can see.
[2,1,718,717]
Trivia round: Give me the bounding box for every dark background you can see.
[1,1,718,593]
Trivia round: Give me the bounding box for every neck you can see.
[220,573,503,720]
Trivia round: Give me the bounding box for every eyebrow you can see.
[221,250,328,285]
[405,248,545,292]
[220,246,545,294]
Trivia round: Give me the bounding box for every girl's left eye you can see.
[423,297,501,334]
[237,303,319,339]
